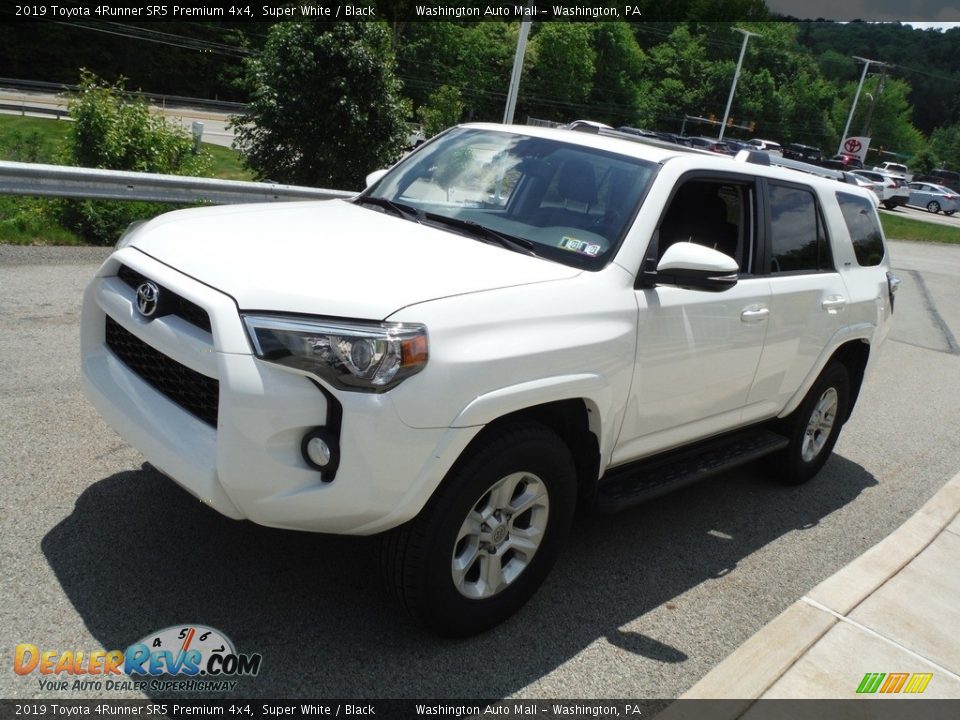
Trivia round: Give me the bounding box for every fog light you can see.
[306,437,331,467]
[301,428,340,481]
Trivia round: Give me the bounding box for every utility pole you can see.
[503,2,534,125]
[718,27,760,141]
[860,65,888,137]
[838,56,887,156]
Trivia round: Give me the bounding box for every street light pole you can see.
[503,3,534,125]
[837,56,885,156]
[718,28,759,141]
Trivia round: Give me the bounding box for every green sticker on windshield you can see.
[560,236,602,256]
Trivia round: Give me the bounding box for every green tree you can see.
[831,76,924,160]
[929,124,960,169]
[588,22,647,126]
[910,148,938,174]
[525,23,596,122]
[418,85,464,138]
[232,22,408,189]
[636,26,713,130]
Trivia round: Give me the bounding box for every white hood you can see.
[129,200,580,319]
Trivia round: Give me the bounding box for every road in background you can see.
[0,89,237,148]
[0,239,958,700]
[882,204,960,227]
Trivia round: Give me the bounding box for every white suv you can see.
[81,124,897,636]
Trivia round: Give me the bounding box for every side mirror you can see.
[652,242,739,292]
[365,168,389,188]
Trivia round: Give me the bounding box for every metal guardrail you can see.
[0,160,356,204]
[0,101,67,119]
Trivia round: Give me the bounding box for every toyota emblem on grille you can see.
[136,282,160,318]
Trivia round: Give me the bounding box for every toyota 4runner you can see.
[81,124,898,636]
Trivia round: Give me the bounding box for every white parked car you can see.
[852,169,910,210]
[845,173,883,208]
[872,162,910,181]
[82,124,897,636]
[747,138,783,156]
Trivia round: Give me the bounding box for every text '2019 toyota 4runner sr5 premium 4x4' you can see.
[82,124,899,636]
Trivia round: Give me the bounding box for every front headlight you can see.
[242,314,428,392]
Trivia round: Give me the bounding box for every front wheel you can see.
[927,201,941,213]
[381,422,577,636]
[769,362,850,485]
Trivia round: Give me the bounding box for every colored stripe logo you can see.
[856,672,932,694]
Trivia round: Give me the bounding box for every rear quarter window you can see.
[836,191,885,266]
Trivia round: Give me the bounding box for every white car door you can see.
[613,176,771,465]
[745,180,850,420]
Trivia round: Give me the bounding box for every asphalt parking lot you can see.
[1,239,959,701]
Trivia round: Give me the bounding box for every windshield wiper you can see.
[353,195,423,223]
[421,212,538,257]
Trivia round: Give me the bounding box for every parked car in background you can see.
[686,136,733,154]
[783,143,823,164]
[747,139,783,156]
[907,182,958,215]
[722,139,751,154]
[873,162,910,181]
[846,174,883,208]
[913,169,960,194]
[823,154,864,170]
[852,170,909,210]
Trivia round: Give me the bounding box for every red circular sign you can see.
[844,138,862,154]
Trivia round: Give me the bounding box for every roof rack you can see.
[737,150,860,186]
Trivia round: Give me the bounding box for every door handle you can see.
[822,296,848,313]
[740,305,770,323]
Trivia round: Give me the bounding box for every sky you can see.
[765,0,960,22]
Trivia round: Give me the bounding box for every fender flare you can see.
[451,373,617,470]
[779,323,875,419]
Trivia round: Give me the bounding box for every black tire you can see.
[945,210,955,216]
[769,362,850,485]
[381,422,577,637]
[882,201,894,210]
[927,201,941,214]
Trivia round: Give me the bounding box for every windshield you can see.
[363,127,657,269]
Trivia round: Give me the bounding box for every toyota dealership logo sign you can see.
[841,136,870,162]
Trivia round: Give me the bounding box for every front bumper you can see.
[81,249,479,535]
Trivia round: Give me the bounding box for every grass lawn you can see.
[880,213,960,245]
[0,114,251,244]
[0,115,73,162]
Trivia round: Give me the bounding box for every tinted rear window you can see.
[836,191,884,266]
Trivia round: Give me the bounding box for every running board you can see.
[596,428,789,513]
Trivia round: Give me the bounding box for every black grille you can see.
[117,265,212,333]
[105,316,219,427]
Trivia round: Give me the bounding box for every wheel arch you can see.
[453,399,602,513]
[780,337,871,423]
[830,339,870,422]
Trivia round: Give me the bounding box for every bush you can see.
[61,71,210,245]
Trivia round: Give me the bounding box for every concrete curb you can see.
[668,470,960,710]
